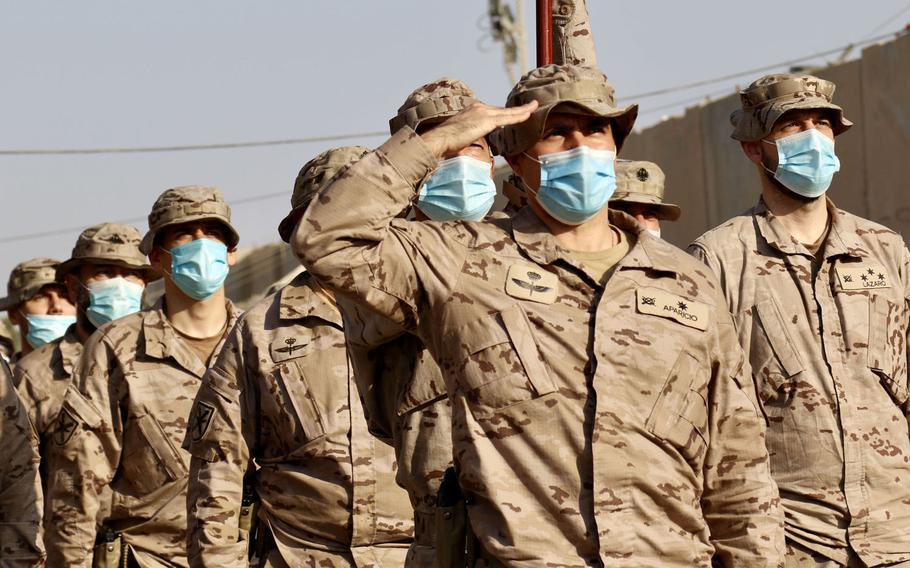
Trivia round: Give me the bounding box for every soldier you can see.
[689,74,910,567]
[45,186,241,567]
[295,64,784,566]
[1,258,76,361]
[610,160,680,239]
[185,147,413,567]
[0,358,45,567]
[15,223,154,488]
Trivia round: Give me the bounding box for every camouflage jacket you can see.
[185,272,413,568]
[690,198,910,566]
[14,326,82,484]
[294,128,785,567]
[44,299,239,568]
[0,360,45,568]
[342,304,452,566]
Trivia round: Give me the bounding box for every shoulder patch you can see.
[836,263,890,290]
[505,264,558,304]
[191,401,216,442]
[636,287,709,331]
[53,408,79,446]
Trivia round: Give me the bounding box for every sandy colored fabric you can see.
[690,198,910,566]
[44,299,239,568]
[294,127,785,567]
[184,272,412,567]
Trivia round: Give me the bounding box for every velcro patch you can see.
[504,264,558,304]
[836,263,890,290]
[53,408,79,446]
[636,287,709,331]
[191,402,216,442]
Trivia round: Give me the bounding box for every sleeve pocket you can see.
[645,351,709,464]
[869,296,909,405]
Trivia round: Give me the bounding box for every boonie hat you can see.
[139,186,239,254]
[610,160,680,221]
[490,64,638,157]
[730,73,853,141]
[389,78,478,135]
[278,146,370,242]
[57,223,155,281]
[0,257,62,311]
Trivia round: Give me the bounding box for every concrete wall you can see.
[622,33,910,249]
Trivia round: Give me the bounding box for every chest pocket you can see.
[270,334,327,445]
[121,411,189,494]
[453,305,557,413]
[869,295,909,406]
[645,350,709,464]
[750,298,805,409]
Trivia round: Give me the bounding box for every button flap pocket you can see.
[499,305,556,397]
[61,389,104,430]
[136,414,188,480]
[276,361,326,442]
[754,298,804,380]
[868,295,909,404]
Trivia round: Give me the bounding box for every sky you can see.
[1,0,909,293]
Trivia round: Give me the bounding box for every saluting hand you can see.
[420,101,539,159]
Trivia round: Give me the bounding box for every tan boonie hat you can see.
[57,223,155,281]
[0,257,62,311]
[139,186,240,254]
[389,78,478,135]
[278,146,370,242]
[490,64,639,157]
[610,160,680,221]
[730,73,853,141]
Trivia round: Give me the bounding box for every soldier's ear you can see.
[740,141,763,166]
[65,274,80,304]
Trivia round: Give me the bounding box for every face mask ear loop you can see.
[758,138,780,178]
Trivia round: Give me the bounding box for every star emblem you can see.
[861,274,868,282]
[878,273,885,280]
[677,301,688,311]
[867,268,876,276]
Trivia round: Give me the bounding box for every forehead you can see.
[544,111,609,127]
[773,108,834,126]
[160,219,226,235]
[32,283,67,296]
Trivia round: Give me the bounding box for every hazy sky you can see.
[2,0,908,292]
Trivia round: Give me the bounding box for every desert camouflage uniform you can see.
[185,271,413,567]
[44,299,240,568]
[690,73,909,568]
[294,64,784,567]
[0,358,44,567]
[552,0,597,67]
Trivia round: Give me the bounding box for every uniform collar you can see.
[56,325,83,377]
[511,206,680,276]
[278,271,342,327]
[754,197,866,259]
[142,297,240,375]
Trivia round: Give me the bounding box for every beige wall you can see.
[622,33,910,249]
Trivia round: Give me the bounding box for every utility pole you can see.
[488,0,529,84]
[536,0,552,66]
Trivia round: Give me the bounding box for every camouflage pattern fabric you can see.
[43,299,239,568]
[690,198,910,567]
[0,358,45,567]
[611,160,680,221]
[730,73,853,142]
[185,272,412,567]
[294,127,785,566]
[489,64,638,157]
[552,0,597,67]
[0,258,61,311]
[56,223,153,281]
[139,186,240,254]
[388,79,478,136]
[341,301,452,567]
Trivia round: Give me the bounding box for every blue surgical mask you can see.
[24,314,76,349]
[764,128,840,198]
[85,277,144,327]
[166,239,229,301]
[417,156,496,221]
[527,146,617,225]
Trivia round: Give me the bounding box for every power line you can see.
[619,29,904,103]
[0,191,288,245]
[861,1,910,41]
[0,131,387,157]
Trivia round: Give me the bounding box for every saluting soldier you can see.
[45,187,241,567]
[295,63,784,566]
[185,148,414,568]
[690,73,910,567]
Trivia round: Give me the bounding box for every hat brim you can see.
[277,207,304,243]
[56,257,158,283]
[0,296,17,311]
[610,195,681,222]
[140,215,240,254]
[731,100,852,142]
[495,100,639,157]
